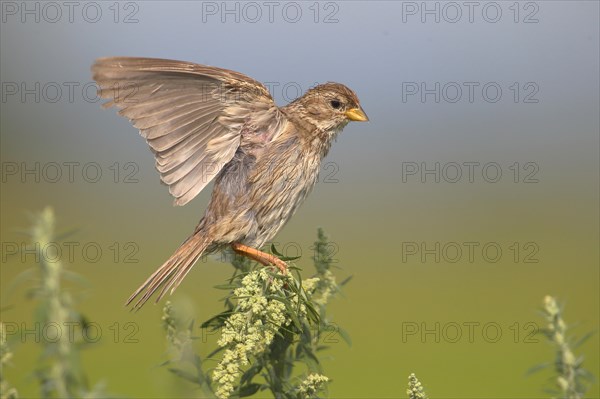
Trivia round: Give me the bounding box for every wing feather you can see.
[92,56,284,206]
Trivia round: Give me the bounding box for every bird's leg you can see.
[231,242,288,272]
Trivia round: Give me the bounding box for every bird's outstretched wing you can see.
[92,57,284,206]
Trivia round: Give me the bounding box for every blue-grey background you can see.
[1,1,598,398]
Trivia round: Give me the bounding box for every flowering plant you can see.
[163,228,350,398]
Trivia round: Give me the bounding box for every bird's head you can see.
[286,82,369,133]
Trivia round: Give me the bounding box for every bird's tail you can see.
[126,231,210,310]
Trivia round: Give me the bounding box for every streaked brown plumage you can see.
[92,57,368,309]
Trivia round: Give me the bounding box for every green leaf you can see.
[54,228,80,242]
[577,368,596,381]
[270,244,284,257]
[192,354,203,373]
[304,301,321,324]
[295,342,304,359]
[201,310,234,329]
[206,345,227,360]
[213,283,239,290]
[239,383,263,397]
[280,255,301,261]
[168,368,200,384]
[525,362,550,376]
[340,275,353,286]
[336,326,352,347]
[573,330,596,348]
[283,301,302,330]
[300,346,321,370]
[240,364,263,385]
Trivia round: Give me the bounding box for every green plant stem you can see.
[267,330,293,398]
[32,207,74,398]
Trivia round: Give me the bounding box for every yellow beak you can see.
[345,107,369,122]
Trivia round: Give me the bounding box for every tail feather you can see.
[126,232,209,310]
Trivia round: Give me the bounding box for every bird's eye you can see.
[330,99,342,109]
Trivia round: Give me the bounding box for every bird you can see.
[91,57,368,309]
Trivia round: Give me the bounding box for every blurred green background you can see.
[1,1,598,398]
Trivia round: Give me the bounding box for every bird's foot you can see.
[231,242,288,272]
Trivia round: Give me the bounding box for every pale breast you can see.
[244,136,322,247]
[201,116,334,248]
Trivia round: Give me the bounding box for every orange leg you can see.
[231,243,287,272]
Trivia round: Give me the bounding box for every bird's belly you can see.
[244,148,321,247]
[204,138,322,249]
